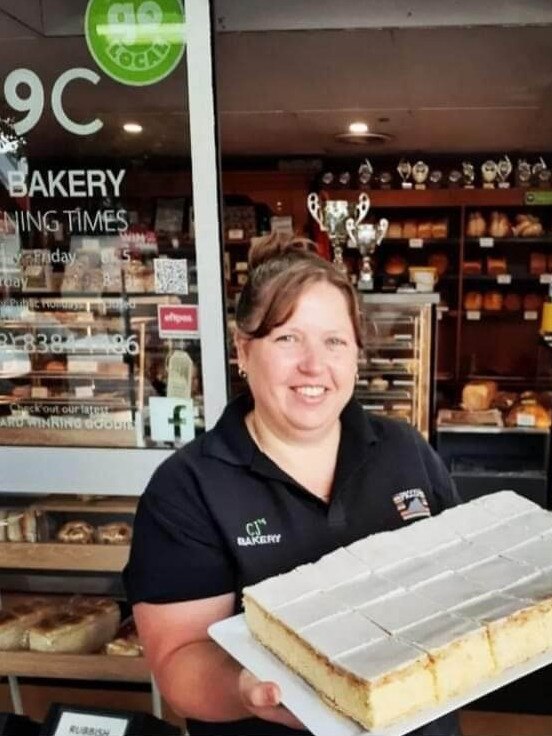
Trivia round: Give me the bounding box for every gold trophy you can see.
[307,192,370,277]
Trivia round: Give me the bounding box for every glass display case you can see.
[355,293,438,438]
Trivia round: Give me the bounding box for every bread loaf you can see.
[417,222,433,239]
[57,520,95,544]
[489,212,511,238]
[530,253,547,276]
[462,381,498,411]
[506,397,551,429]
[402,221,418,239]
[105,618,143,657]
[486,257,507,276]
[97,522,132,545]
[463,260,482,275]
[466,212,486,238]
[523,293,544,311]
[0,600,57,651]
[384,256,408,276]
[387,222,403,239]
[428,253,449,276]
[483,291,503,311]
[29,598,120,654]
[431,220,448,239]
[463,292,483,311]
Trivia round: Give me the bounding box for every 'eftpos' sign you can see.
[158,304,199,339]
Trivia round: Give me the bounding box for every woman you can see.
[124,235,460,736]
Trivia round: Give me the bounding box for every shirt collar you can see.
[202,392,379,477]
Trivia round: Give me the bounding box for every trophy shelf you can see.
[0,651,149,682]
[324,188,529,208]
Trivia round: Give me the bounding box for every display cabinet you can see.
[436,426,550,509]
[356,293,438,438]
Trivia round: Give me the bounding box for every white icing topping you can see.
[438,503,503,536]
[358,590,443,632]
[380,555,451,588]
[243,568,320,609]
[312,547,371,587]
[300,610,386,657]
[415,573,487,610]
[331,572,401,608]
[273,591,348,629]
[454,593,532,623]
[398,611,484,651]
[502,537,552,570]
[461,556,536,591]
[517,510,552,536]
[505,569,552,602]
[468,519,541,553]
[476,491,540,519]
[346,532,405,569]
[439,541,497,571]
[335,637,427,680]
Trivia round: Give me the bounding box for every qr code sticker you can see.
[154,258,188,295]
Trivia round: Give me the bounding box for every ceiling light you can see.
[334,131,394,145]
[123,122,143,134]
[348,122,369,135]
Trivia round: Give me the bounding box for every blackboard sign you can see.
[40,705,180,736]
[0,713,40,735]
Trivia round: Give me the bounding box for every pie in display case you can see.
[355,293,438,438]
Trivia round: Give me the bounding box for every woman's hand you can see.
[238,668,306,730]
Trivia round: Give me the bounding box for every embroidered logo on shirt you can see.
[392,488,431,521]
[236,517,282,547]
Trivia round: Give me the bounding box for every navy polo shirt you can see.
[124,394,461,736]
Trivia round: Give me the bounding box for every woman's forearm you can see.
[156,640,250,721]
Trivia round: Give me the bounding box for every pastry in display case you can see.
[355,294,437,438]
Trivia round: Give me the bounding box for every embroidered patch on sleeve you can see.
[393,488,431,521]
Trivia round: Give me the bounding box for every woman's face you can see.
[236,281,359,441]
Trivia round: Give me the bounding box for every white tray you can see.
[209,614,552,736]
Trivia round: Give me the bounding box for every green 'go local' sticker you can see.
[85,0,186,86]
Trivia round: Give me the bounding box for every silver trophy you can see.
[533,157,551,188]
[516,159,532,188]
[347,213,389,291]
[462,161,475,188]
[358,159,373,188]
[428,169,443,188]
[307,192,370,277]
[481,160,499,189]
[412,161,429,190]
[497,155,513,189]
[397,159,413,189]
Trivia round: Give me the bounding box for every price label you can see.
[516,413,536,428]
[409,238,423,249]
[466,310,481,321]
[539,274,552,284]
[479,237,494,248]
[54,711,128,736]
[497,274,512,285]
[524,310,538,321]
[393,334,412,341]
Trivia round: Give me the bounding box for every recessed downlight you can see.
[348,122,369,135]
[123,122,143,134]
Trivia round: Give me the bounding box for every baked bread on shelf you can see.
[463,291,483,311]
[462,380,498,411]
[489,211,511,238]
[466,212,487,238]
[483,291,503,311]
[513,214,544,238]
[97,522,133,545]
[56,520,95,544]
[105,618,143,657]
[505,394,551,429]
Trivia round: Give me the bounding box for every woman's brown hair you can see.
[235,232,363,347]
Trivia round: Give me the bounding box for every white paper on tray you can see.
[209,613,552,736]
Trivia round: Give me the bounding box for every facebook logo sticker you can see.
[149,397,195,444]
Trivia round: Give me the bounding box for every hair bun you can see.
[248,232,317,270]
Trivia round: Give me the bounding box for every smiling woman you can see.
[125,233,462,736]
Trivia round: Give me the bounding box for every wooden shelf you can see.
[0,651,149,682]
[34,496,138,514]
[0,543,130,572]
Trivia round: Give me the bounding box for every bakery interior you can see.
[1,0,552,734]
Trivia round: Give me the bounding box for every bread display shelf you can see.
[465,236,552,245]
[0,651,149,682]
[34,496,138,514]
[382,237,459,246]
[18,372,133,380]
[0,542,130,571]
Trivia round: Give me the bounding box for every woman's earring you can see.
[238,366,248,379]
